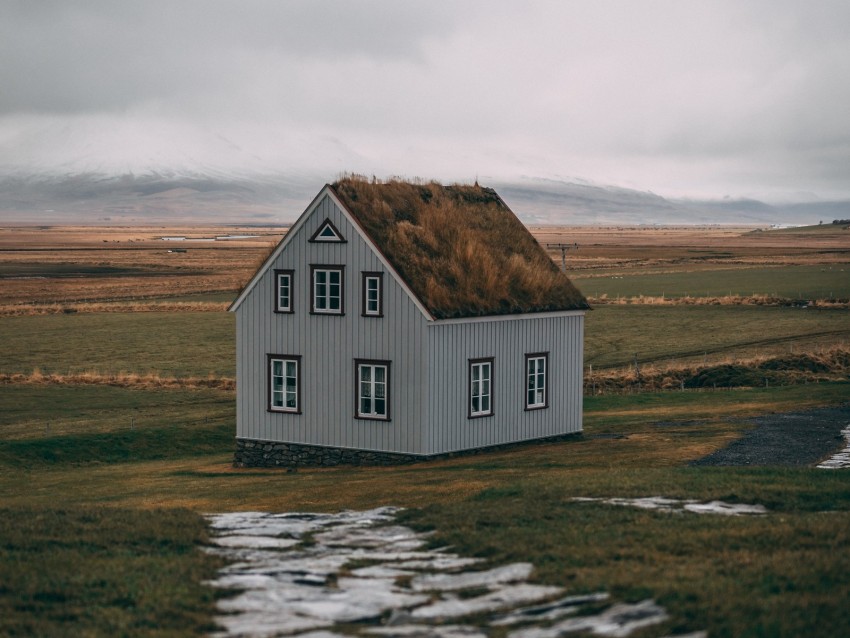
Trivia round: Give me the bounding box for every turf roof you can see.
[331,177,589,319]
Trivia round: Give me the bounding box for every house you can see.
[229,177,589,467]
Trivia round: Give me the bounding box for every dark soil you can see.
[691,403,850,467]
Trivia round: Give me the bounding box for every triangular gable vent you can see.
[309,218,346,243]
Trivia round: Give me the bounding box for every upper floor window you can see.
[469,358,494,418]
[310,265,344,314]
[525,353,548,410]
[268,354,301,413]
[361,272,383,317]
[274,269,294,313]
[309,218,346,243]
[356,359,390,420]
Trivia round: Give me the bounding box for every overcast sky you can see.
[1,0,849,201]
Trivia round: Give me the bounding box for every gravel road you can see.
[690,403,850,467]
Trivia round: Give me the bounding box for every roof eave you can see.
[228,184,334,313]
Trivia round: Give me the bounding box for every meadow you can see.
[0,222,848,636]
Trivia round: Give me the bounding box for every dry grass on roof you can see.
[331,177,589,319]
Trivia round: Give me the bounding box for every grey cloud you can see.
[1,0,849,202]
[0,0,453,114]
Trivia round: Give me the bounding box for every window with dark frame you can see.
[310,265,344,314]
[355,359,391,420]
[361,272,383,317]
[469,358,494,418]
[274,269,294,313]
[268,355,301,413]
[525,353,548,410]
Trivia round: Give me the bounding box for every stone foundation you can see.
[234,432,581,468]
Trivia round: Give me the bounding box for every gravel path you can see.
[690,403,850,467]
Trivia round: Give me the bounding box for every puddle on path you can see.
[818,426,850,469]
[205,507,703,638]
[570,497,767,516]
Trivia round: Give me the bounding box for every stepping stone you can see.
[507,599,669,638]
[410,583,563,621]
[410,562,534,591]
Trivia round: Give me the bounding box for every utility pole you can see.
[546,242,579,272]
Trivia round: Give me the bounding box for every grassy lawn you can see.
[1,305,848,380]
[2,223,849,636]
[0,507,223,637]
[1,382,849,635]
[0,311,235,377]
[573,264,850,300]
[586,304,850,368]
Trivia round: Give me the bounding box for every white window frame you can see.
[268,355,301,413]
[362,272,383,317]
[274,270,293,313]
[355,360,391,421]
[310,265,344,315]
[469,358,494,418]
[525,353,548,410]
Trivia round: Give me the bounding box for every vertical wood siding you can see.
[235,195,429,454]
[235,193,585,456]
[425,313,585,455]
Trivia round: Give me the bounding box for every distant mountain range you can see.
[0,170,847,226]
[495,179,850,226]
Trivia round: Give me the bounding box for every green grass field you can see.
[2,304,847,380]
[1,382,848,636]
[572,264,850,300]
[0,312,235,377]
[587,305,850,368]
[2,243,850,636]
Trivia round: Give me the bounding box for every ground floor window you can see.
[469,358,494,418]
[525,353,548,410]
[268,355,301,413]
[356,360,391,420]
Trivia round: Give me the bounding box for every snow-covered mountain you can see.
[0,170,321,223]
[1,169,846,225]
[1,117,847,225]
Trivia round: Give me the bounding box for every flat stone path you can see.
[205,507,703,638]
[818,426,850,469]
[570,497,767,516]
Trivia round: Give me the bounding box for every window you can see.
[361,272,383,317]
[525,353,548,410]
[274,270,293,313]
[310,265,344,314]
[469,358,494,418]
[309,218,346,243]
[268,355,301,413]
[355,360,390,420]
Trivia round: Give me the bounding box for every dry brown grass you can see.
[332,177,589,318]
[0,368,234,391]
[586,346,850,393]
[1,222,846,309]
[533,224,850,275]
[0,225,286,305]
[588,294,850,307]
[0,301,229,317]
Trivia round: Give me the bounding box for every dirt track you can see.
[691,404,850,467]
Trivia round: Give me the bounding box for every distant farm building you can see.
[229,177,589,466]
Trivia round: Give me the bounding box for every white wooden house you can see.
[229,178,589,466]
